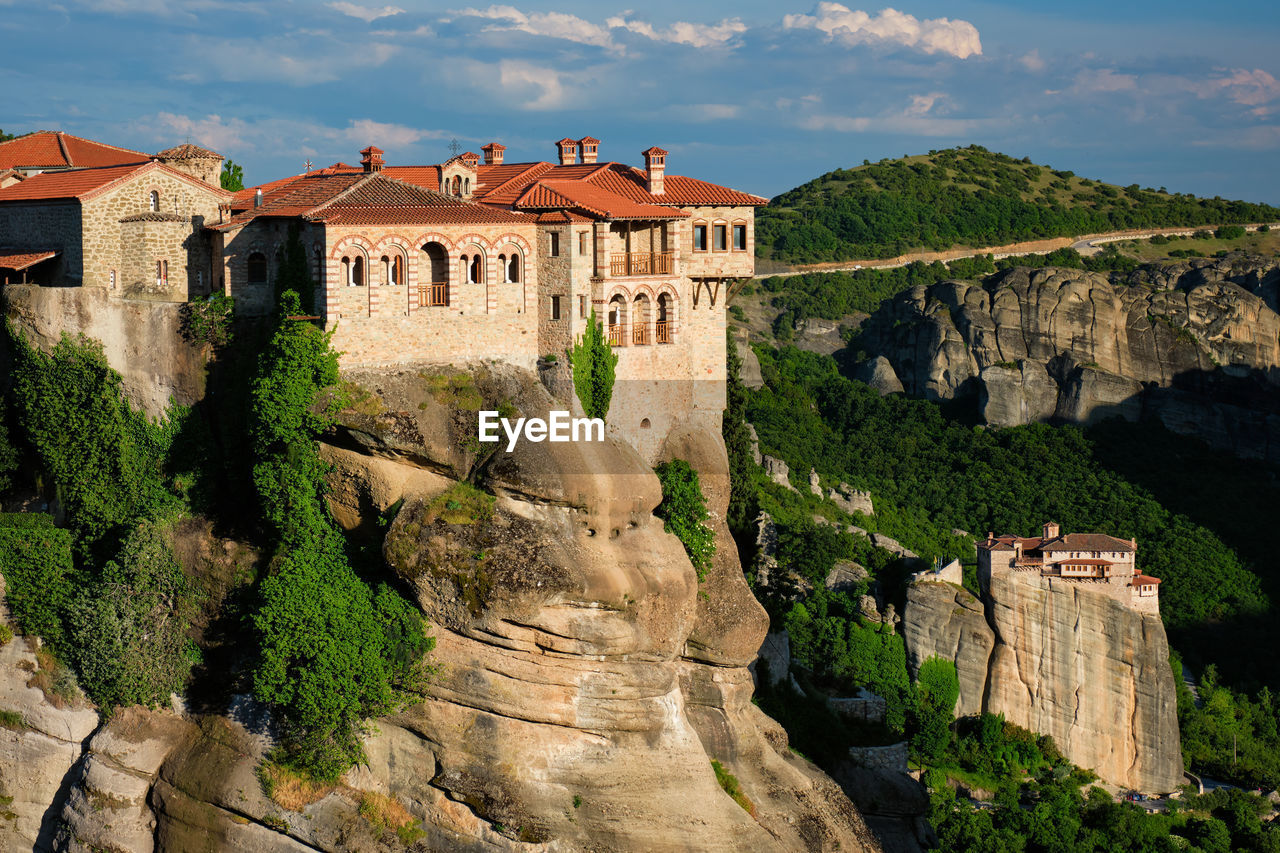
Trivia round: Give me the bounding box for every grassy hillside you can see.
[756,145,1280,264]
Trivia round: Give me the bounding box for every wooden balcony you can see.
[417,281,448,307]
[607,324,624,346]
[609,251,673,277]
[632,324,650,345]
[656,320,671,344]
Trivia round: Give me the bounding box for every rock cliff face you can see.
[902,574,1182,793]
[0,364,879,852]
[857,255,1280,460]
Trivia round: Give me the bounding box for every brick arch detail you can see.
[371,235,413,258]
[410,232,456,252]
[491,232,531,255]
[630,283,658,301]
[330,235,373,260]
[453,234,493,253]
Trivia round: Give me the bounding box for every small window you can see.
[732,223,747,251]
[109,269,116,290]
[149,190,159,212]
[550,232,560,257]
[579,232,588,255]
[713,223,727,251]
[508,253,520,283]
[640,418,651,429]
[693,223,707,252]
[551,295,562,320]
[579,295,586,318]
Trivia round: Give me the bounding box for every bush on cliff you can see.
[0,516,77,653]
[247,292,431,780]
[653,459,716,582]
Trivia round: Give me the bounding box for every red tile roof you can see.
[1132,575,1162,586]
[0,161,232,204]
[0,250,58,270]
[1041,533,1135,553]
[381,165,442,190]
[514,179,688,221]
[0,131,148,170]
[219,171,531,229]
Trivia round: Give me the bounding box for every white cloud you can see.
[497,60,573,110]
[179,37,397,85]
[1070,68,1138,94]
[328,2,403,22]
[786,92,992,136]
[1019,49,1045,72]
[668,103,742,122]
[783,3,981,59]
[1199,68,1280,115]
[903,91,947,117]
[448,5,615,49]
[147,113,448,160]
[606,14,747,49]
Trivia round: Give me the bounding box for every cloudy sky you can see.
[4,1,1279,201]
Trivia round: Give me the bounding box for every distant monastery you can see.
[0,131,766,460]
[978,522,1162,614]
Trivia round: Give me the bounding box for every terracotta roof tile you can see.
[0,163,148,201]
[515,179,689,220]
[382,165,442,190]
[0,131,148,170]
[120,211,190,223]
[1132,575,1162,586]
[1040,533,1135,553]
[0,250,58,270]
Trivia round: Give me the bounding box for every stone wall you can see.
[0,200,81,284]
[847,742,909,774]
[82,167,224,293]
[677,206,756,279]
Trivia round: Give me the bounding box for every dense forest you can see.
[755,146,1280,263]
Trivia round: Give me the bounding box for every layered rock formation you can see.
[902,573,1183,793]
[0,363,880,852]
[856,255,1280,460]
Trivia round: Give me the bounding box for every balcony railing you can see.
[417,281,448,307]
[609,251,673,277]
[656,320,671,344]
[606,321,674,346]
[632,324,650,345]
[607,324,624,346]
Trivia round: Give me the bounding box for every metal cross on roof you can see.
[449,138,461,157]
[304,159,313,173]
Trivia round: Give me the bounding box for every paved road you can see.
[755,222,1279,279]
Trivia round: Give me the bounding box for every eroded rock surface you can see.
[858,256,1280,459]
[901,581,993,717]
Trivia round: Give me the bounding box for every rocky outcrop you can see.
[857,255,1280,460]
[901,571,1183,793]
[901,580,993,718]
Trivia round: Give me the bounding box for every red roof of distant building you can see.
[0,131,148,170]
[1132,575,1162,586]
[155,143,223,160]
[1041,533,1135,553]
[0,250,58,270]
[0,161,229,203]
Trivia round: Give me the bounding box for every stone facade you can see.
[846,742,909,773]
[0,201,80,284]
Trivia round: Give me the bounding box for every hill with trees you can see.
[755,146,1280,264]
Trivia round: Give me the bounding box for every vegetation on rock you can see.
[653,459,716,581]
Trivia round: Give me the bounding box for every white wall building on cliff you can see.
[978,521,1161,613]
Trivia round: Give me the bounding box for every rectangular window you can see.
[713,223,727,251]
[579,232,589,255]
[579,295,586,318]
[552,295,562,320]
[693,223,707,252]
[550,232,560,257]
[732,223,747,251]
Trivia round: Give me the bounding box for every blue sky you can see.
[4,1,1279,202]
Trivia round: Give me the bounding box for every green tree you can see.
[0,517,77,652]
[569,310,617,421]
[914,657,960,761]
[653,459,716,581]
[0,129,16,143]
[274,223,316,312]
[723,334,758,536]
[220,159,244,192]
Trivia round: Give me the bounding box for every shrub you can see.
[569,310,617,421]
[1215,225,1246,240]
[0,624,11,646]
[425,482,494,525]
[359,791,424,844]
[257,761,335,811]
[179,294,235,348]
[0,524,77,651]
[69,519,198,709]
[653,459,716,581]
[0,710,26,731]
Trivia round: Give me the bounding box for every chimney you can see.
[642,146,667,195]
[556,138,578,166]
[579,136,600,164]
[253,189,263,208]
[360,145,384,173]
[460,151,480,168]
[1043,521,1059,540]
[481,142,505,166]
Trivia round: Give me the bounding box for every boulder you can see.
[853,356,905,396]
[901,580,994,716]
[762,455,793,489]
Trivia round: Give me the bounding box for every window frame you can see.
[550,231,561,257]
[732,221,747,251]
[692,221,708,252]
[551,295,562,320]
[712,221,728,252]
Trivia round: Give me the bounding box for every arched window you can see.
[452,175,461,196]
[464,177,470,195]
[392,254,403,286]
[351,255,364,286]
[607,294,627,346]
[419,242,449,307]
[470,254,482,284]
[341,257,351,287]
[498,254,507,283]
[657,292,674,343]
[381,255,391,285]
[149,190,159,212]
[632,293,651,345]
[247,252,267,285]
[507,253,520,283]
